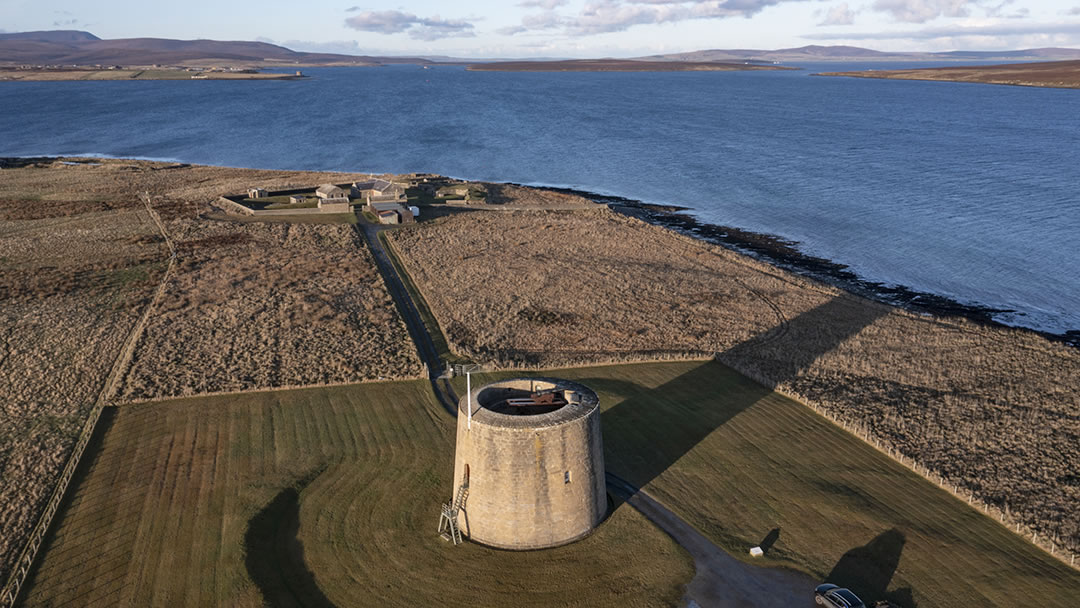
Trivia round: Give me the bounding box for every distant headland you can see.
[465,59,792,72]
[817,60,1080,89]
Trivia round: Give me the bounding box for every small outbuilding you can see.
[288,195,307,205]
[368,201,414,224]
[247,187,268,199]
[316,184,347,200]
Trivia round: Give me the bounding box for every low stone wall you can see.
[215,196,255,216]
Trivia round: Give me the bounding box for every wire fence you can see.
[0,193,178,607]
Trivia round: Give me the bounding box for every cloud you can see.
[819,3,856,25]
[871,0,974,23]
[805,19,1080,40]
[503,0,811,37]
[518,0,568,8]
[344,9,476,41]
[1069,7,1080,16]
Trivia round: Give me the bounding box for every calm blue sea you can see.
[1,63,1077,337]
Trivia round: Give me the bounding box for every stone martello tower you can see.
[449,377,606,550]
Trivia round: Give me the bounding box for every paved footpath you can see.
[606,474,819,608]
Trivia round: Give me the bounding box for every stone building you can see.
[368,201,414,224]
[352,178,405,202]
[316,184,347,200]
[451,378,606,550]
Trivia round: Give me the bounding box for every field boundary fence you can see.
[0,192,178,607]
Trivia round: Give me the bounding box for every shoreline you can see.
[0,68,307,82]
[511,183,1080,349]
[815,60,1080,89]
[6,155,1074,347]
[466,59,791,72]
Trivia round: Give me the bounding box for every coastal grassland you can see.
[18,380,693,607]
[0,158,408,586]
[817,60,1080,89]
[456,361,1079,607]
[377,230,466,364]
[117,219,423,400]
[0,193,168,584]
[386,208,1080,556]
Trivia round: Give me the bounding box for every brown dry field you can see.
[387,207,1080,555]
[119,219,423,400]
[0,174,166,584]
[0,158,420,584]
[819,60,1080,89]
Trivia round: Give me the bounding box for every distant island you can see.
[641,44,1080,63]
[0,29,431,75]
[466,59,791,72]
[0,66,307,81]
[817,60,1080,89]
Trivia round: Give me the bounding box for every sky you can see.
[3,0,1080,57]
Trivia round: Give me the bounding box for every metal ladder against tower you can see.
[438,473,470,545]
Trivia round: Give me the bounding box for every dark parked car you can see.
[815,583,866,608]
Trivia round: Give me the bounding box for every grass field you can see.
[19,378,691,607]
[457,362,1079,607]
[386,208,1080,555]
[20,361,1078,606]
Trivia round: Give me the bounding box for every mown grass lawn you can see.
[20,361,1079,607]
[457,361,1080,607]
[19,379,691,608]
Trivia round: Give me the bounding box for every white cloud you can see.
[1069,6,1080,16]
[344,9,476,41]
[518,0,568,8]
[805,19,1080,40]
[871,0,974,24]
[501,0,813,37]
[819,3,856,26]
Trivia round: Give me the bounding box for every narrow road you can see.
[606,473,818,608]
[358,222,458,414]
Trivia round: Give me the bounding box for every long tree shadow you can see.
[827,528,916,607]
[600,295,887,492]
[244,483,335,608]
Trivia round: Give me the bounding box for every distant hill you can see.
[0,30,430,67]
[0,30,100,42]
[643,44,1080,63]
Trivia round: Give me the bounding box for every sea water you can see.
[1,63,1077,337]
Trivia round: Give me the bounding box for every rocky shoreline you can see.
[518,183,1079,349]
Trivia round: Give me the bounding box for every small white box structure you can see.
[409,205,420,217]
[749,546,764,557]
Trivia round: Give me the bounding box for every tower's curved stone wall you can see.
[452,378,606,550]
